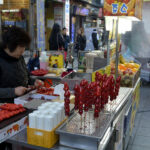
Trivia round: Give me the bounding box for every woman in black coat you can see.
[49,23,65,50]
[0,26,44,150]
[76,28,86,51]
[0,26,43,104]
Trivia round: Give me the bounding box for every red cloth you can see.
[64,51,67,61]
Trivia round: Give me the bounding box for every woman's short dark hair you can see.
[1,26,31,52]
[63,27,66,31]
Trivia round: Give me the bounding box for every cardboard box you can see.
[0,116,28,143]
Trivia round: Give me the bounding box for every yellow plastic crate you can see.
[27,119,66,148]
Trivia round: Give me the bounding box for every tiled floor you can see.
[127,83,150,150]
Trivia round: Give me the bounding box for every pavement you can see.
[127,82,150,150]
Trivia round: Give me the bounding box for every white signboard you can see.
[54,6,63,28]
[47,19,54,28]
[37,0,45,51]
[65,0,70,35]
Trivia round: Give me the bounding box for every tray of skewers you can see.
[0,103,32,129]
[57,72,122,140]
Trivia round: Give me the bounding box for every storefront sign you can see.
[4,21,15,26]
[65,0,70,35]
[104,0,143,20]
[75,7,90,16]
[37,0,45,51]
[112,3,128,14]
[98,8,103,18]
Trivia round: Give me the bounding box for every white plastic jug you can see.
[39,51,49,70]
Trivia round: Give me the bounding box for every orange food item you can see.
[0,104,26,122]
[106,0,114,5]
[37,87,54,95]
[128,11,135,16]
[123,0,130,4]
[118,64,127,71]
[44,79,53,88]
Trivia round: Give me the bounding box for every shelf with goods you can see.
[29,50,74,86]
[0,1,29,31]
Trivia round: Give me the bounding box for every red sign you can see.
[98,8,103,18]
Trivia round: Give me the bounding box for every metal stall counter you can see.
[6,86,134,150]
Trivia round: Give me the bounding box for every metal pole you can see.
[115,17,119,79]
[29,0,35,51]
[0,12,2,42]
[107,40,110,65]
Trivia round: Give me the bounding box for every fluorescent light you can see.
[105,16,141,21]
[0,0,3,4]
[118,18,132,34]
[105,16,140,34]
[2,9,20,12]
[105,17,113,31]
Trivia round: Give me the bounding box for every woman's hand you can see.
[15,86,27,96]
[27,85,36,92]
[34,79,44,88]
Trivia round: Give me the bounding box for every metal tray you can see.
[0,108,32,129]
[56,111,112,150]
[56,87,133,150]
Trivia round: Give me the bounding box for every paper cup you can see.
[53,102,60,106]
[48,111,58,128]
[45,102,53,106]
[33,110,41,114]
[42,102,53,108]
[59,103,64,108]
[44,115,54,131]
[29,113,36,128]
[42,110,49,115]
[36,114,44,130]
[56,107,63,122]
[38,105,46,111]
[56,103,65,121]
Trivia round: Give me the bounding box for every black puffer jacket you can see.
[49,33,65,50]
[92,32,98,50]
[76,34,86,51]
[0,49,34,103]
